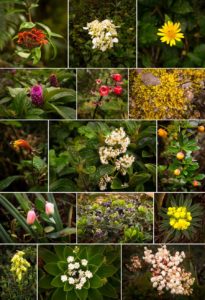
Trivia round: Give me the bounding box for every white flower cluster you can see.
[98,128,135,190]
[61,256,93,290]
[143,245,195,296]
[83,19,119,52]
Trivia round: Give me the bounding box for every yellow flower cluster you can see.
[10,251,30,282]
[130,69,205,119]
[167,206,192,230]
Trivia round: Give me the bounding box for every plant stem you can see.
[92,96,103,119]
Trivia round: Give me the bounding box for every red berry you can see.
[113,86,123,95]
[99,85,109,96]
[112,73,122,82]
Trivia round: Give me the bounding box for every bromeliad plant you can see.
[158,121,205,191]
[157,194,203,243]
[49,121,156,192]
[0,69,76,119]
[12,0,64,65]
[77,193,153,243]
[0,193,76,243]
[38,245,120,300]
[78,69,128,119]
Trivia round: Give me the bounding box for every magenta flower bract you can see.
[30,84,44,106]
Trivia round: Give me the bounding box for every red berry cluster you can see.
[98,73,123,97]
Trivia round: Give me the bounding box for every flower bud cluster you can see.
[143,245,195,295]
[83,19,119,51]
[98,128,135,190]
[10,251,30,282]
[60,256,93,290]
[126,256,142,272]
[167,206,192,230]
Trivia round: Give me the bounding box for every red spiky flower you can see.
[17,28,48,49]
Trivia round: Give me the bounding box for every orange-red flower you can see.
[17,28,48,49]
[12,139,33,153]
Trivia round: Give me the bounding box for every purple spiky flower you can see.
[30,84,43,106]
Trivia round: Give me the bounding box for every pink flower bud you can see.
[26,210,36,225]
[45,202,54,215]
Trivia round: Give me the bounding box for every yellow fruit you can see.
[198,126,205,133]
[174,169,181,176]
[158,128,168,138]
[176,152,185,160]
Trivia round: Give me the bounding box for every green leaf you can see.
[171,0,193,14]
[97,265,118,278]
[57,261,68,272]
[88,289,103,300]
[99,282,118,298]
[32,47,41,65]
[89,275,104,289]
[0,224,13,243]
[50,178,78,192]
[89,254,104,266]
[38,275,53,289]
[51,275,64,287]
[0,175,23,190]
[48,104,76,119]
[16,51,30,59]
[129,172,151,187]
[39,248,58,263]
[19,22,36,30]
[33,156,45,171]
[44,263,61,276]
[51,288,68,300]
[111,178,123,189]
[75,288,88,300]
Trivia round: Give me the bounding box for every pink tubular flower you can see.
[99,85,109,96]
[112,73,122,82]
[26,210,36,225]
[45,202,54,215]
[113,85,123,95]
[30,84,44,106]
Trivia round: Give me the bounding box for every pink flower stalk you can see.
[45,202,54,215]
[26,210,36,225]
[30,84,44,106]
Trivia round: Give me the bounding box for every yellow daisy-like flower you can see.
[157,21,184,47]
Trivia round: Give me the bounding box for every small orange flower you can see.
[17,28,48,49]
[12,139,33,153]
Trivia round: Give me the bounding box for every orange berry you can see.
[174,169,181,176]
[193,180,199,187]
[176,152,185,160]
[198,126,205,133]
[158,128,167,138]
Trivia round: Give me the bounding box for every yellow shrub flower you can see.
[157,21,184,47]
[167,206,192,230]
[10,251,30,282]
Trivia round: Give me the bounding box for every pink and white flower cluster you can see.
[143,245,195,296]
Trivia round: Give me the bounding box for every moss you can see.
[129,69,205,119]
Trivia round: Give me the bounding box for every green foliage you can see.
[0,246,36,300]
[69,0,136,67]
[0,69,76,119]
[158,121,205,191]
[77,193,153,243]
[77,69,128,119]
[138,0,205,67]
[49,121,156,192]
[39,245,120,300]
[157,193,204,242]
[0,193,76,243]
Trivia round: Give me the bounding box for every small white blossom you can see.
[61,275,68,282]
[68,277,75,285]
[85,270,93,279]
[81,259,88,266]
[67,256,74,263]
